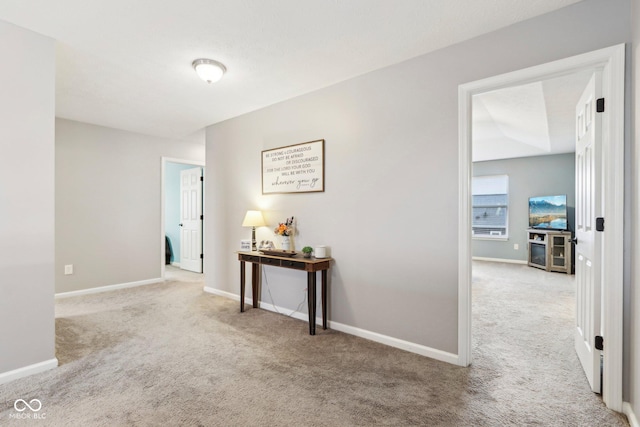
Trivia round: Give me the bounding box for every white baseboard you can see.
[204,287,247,302]
[623,402,639,427]
[55,278,163,299]
[170,262,180,267]
[472,256,527,265]
[203,287,459,365]
[0,358,58,385]
[328,320,459,364]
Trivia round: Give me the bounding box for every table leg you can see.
[322,269,328,330]
[252,263,260,308]
[240,261,246,312]
[307,271,316,335]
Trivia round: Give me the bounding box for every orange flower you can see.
[274,217,294,236]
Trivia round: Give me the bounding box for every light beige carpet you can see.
[0,262,629,426]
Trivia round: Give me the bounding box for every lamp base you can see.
[251,227,257,251]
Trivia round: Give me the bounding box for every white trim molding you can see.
[328,320,459,365]
[623,402,639,427]
[55,278,163,299]
[0,358,58,385]
[472,257,527,265]
[458,44,626,411]
[203,287,458,365]
[204,286,251,304]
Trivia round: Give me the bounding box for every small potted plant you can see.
[301,246,313,258]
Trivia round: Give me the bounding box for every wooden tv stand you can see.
[527,229,572,274]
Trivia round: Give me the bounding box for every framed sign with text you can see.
[262,139,325,194]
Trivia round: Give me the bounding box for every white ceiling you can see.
[473,70,593,162]
[0,0,583,139]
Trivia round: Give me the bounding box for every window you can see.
[472,175,508,238]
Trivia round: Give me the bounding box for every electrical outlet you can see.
[64,264,73,275]
[514,244,519,250]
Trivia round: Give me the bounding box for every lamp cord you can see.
[261,265,307,317]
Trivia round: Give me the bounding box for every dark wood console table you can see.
[237,251,331,335]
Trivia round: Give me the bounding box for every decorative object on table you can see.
[259,249,297,257]
[274,216,294,251]
[240,239,251,251]
[281,236,291,251]
[301,246,313,258]
[261,139,325,194]
[242,210,266,251]
[314,245,328,258]
[258,240,275,250]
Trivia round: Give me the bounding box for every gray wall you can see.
[55,119,205,294]
[205,0,630,356]
[473,154,575,262]
[630,0,639,418]
[0,21,56,375]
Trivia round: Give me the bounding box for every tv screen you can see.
[529,195,567,230]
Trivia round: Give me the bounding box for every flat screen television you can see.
[528,195,568,230]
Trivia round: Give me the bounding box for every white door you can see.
[574,72,602,393]
[180,167,203,273]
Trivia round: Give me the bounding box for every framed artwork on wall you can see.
[261,139,324,194]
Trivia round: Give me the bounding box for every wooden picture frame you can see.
[261,139,325,194]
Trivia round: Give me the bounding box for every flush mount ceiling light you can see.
[192,58,226,84]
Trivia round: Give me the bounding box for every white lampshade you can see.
[192,58,226,83]
[242,210,266,227]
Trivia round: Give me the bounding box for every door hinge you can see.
[595,335,604,351]
[596,217,605,232]
[596,98,605,113]
[200,254,203,259]
[200,214,204,220]
[200,176,203,181]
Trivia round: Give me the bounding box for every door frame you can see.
[161,157,205,279]
[457,44,625,411]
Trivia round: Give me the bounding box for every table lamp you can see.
[242,210,266,251]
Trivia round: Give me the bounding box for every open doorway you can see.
[469,73,586,406]
[161,157,205,279]
[458,44,625,411]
